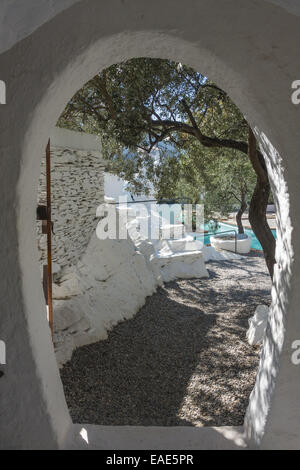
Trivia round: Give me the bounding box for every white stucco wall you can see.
[0,0,81,55]
[0,0,300,450]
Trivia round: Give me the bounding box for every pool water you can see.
[195,221,276,251]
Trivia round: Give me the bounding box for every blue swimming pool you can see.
[195,221,276,251]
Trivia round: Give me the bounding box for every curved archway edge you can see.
[0,0,299,449]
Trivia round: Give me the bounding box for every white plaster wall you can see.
[1,0,299,57]
[0,0,300,450]
[0,0,81,55]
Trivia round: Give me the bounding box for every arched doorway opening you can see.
[42,56,273,433]
[1,0,297,449]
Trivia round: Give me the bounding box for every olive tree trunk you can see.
[236,187,247,234]
[248,127,276,278]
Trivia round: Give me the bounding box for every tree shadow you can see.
[60,255,270,427]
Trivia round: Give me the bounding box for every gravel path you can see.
[60,253,271,427]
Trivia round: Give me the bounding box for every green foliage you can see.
[57,57,255,218]
[58,57,248,153]
[57,57,277,274]
[145,140,256,222]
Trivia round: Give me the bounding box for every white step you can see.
[150,250,209,282]
[159,237,204,253]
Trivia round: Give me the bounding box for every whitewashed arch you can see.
[0,0,299,449]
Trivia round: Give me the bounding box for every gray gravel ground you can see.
[60,253,271,426]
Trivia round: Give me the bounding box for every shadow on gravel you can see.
[60,256,271,427]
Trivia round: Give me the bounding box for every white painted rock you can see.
[53,301,84,331]
[52,274,82,299]
[202,245,242,262]
[151,250,209,282]
[210,234,252,254]
[157,236,204,254]
[53,233,161,366]
[247,304,269,345]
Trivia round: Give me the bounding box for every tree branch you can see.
[93,72,117,120]
[228,190,242,204]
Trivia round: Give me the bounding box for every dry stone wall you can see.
[36,128,105,275]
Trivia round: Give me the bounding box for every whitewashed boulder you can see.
[202,245,242,262]
[52,274,83,299]
[53,233,161,366]
[247,304,269,345]
[210,233,252,254]
[53,301,84,331]
[157,236,204,254]
[150,250,209,282]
